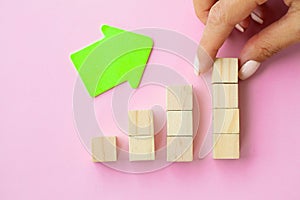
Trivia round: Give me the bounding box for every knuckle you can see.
[287,8,300,41]
[208,3,227,26]
[255,39,280,59]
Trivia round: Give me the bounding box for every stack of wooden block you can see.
[128,110,155,161]
[212,58,240,159]
[166,85,193,162]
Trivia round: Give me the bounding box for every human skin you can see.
[193,0,300,79]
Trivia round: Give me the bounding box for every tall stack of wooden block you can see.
[128,110,155,161]
[166,85,193,162]
[212,58,240,159]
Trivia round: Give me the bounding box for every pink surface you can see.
[1,0,300,199]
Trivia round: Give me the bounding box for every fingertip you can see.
[194,45,214,75]
[193,56,200,75]
[235,24,245,32]
[251,5,265,24]
[251,12,264,24]
[238,60,261,80]
[236,17,251,32]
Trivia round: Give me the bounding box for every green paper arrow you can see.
[70,25,153,97]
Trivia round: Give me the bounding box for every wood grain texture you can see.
[167,111,193,136]
[129,136,155,161]
[213,109,239,134]
[212,58,238,83]
[128,110,154,136]
[167,137,193,162]
[92,136,117,162]
[213,84,238,108]
[213,134,239,159]
[166,85,193,111]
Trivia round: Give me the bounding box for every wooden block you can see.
[213,84,238,108]
[213,109,239,134]
[167,111,193,136]
[166,85,193,111]
[213,134,239,159]
[92,136,117,162]
[212,58,238,83]
[128,110,154,136]
[167,137,193,162]
[129,136,155,161]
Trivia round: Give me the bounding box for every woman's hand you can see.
[193,0,300,79]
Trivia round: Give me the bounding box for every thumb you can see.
[239,6,300,80]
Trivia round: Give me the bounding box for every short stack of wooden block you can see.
[92,136,117,162]
[166,85,193,162]
[128,110,155,161]
[212,58,240,159]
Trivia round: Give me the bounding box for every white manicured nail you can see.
[194,56,200,75]
[239,60,261,80]
[251,12,264,24]
[235,24,245,33]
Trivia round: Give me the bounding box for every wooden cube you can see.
[92,136,117,162]
[128,110,154,136]
[167,111,193,136]
[213,134,239,159]
[213,109,239,134]
[129,136,155,161]
[167,137,193,162]
[213,84,238,108]
[212,58,238,83]
[166,85,193,111]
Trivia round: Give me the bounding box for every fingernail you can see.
[235,24,245,33]
[251,12,264,24]
[194,56,200,75]
[194,46,214,76]
[239,60,261,80]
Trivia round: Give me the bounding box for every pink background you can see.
[1,0,300,199]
